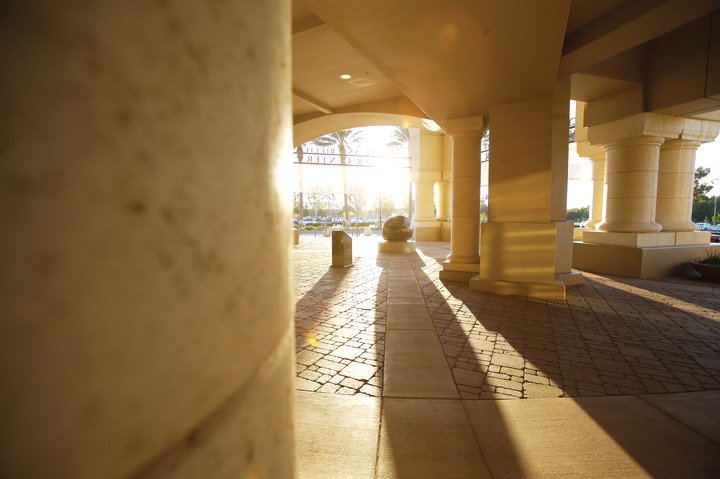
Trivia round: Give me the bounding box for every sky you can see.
[293,123,719,213]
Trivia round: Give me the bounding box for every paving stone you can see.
[296,350,323,366]
[296,377,321,392]
[491,353,524,369]
[452,367,486,388]
[340,362,377,381]
[524,383,564,399]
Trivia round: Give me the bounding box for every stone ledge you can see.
[582,230,710,247]
[573,242,720,278]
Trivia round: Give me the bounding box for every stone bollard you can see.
[331,231,353,267]
[292,228,300,245]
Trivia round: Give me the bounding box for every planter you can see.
[689,262,720,282]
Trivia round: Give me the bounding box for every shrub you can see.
[699,249,720,265]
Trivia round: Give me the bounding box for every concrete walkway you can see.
[293,236,720,477]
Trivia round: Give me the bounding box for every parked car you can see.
[711,233,720,243]
[696,222,713,231]
[710,224,720,232]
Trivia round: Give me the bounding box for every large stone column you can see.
[656,120,720,235]
[409,129,443,240]
[472,79,580,299]
[440,134,453,241]
[656,139,702,232]
[575,114,719,277]
[583,112,695,247]
[574,102,605,230]
[0,2,295,478]
[439,117,485,281]
[413,179,436,222]
[587,154,606,230]
[435,179,450,221]
[597,135,665,233]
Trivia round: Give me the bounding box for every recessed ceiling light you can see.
[340,74,352,80]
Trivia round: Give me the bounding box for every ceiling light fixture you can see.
[340,74,352,80]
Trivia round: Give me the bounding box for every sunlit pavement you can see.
[293,235,720,477]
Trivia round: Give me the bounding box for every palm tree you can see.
[312,129,364,225]
[386,126,410,148]
[295,145,305,223]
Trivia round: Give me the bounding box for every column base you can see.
[573,242,719,278]
[440,221,451,242]
[439,260,478,281]
[468,275,567,300]
[378,240,416,254]
[412,220,441,241]
[583,230,710,247]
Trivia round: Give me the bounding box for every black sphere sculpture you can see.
[381,215,413,241]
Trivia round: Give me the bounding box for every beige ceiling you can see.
[292,0,720,126]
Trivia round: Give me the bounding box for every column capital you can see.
[441,115,486,136]
[678,118,720,143]
[587,113,683,146]
[660,138,702,151]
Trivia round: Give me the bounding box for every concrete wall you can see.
[0,2,295,477]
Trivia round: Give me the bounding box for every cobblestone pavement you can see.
[293,236,720,399]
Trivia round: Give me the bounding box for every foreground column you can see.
[439,116,484,281]
[0,2,295,477]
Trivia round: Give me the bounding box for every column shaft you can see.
[435,180,450,221]
[413,179,436,221]
[656,139,701,232]
[448,132,481,264]
[586,154,605,230]
[0,2,294,477]
[597,136,664,233]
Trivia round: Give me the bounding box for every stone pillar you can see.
[0,2,295,478]
[409,129,443,240]
[587,154,606,230]
[574,102,605,230]
[472,78,580,299]
[656,139,702,232]
[584,113,689,247]
[414,179,436,221]
[435,179,450,221]
[597,135,665,233]
[656,119,720,237]
[440,134,453,241]
[439,116,484,281]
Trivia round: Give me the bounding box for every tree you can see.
[347,184,367,217]
[386,127,410,148]
[371,197,396,221]
[312,129,364,225]
[567,206,590,222]
[692,167,716,222]
[295,145,306,220]
[694,167,713,201]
